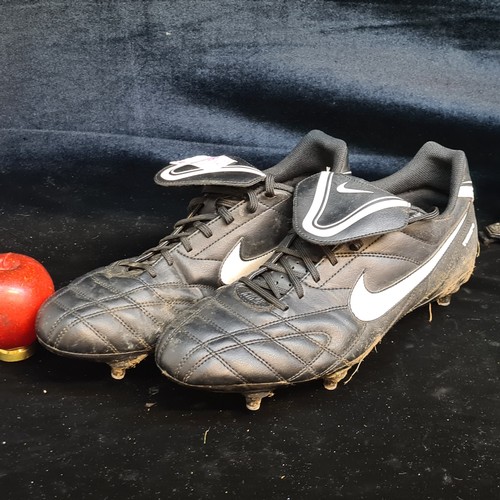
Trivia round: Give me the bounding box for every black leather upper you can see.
[36,184,293,359]
[155,142,478,392]
[36,131,350,363]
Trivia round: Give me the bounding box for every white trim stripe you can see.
[458,185,474,199]
[462,223,475,246]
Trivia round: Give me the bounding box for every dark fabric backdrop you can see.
[1,1,499,499]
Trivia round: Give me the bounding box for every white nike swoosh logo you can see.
[350,213,467,322]
[336,182,373,194]
[161,155,265,181]
[302,171,410,238]
[220,240,274,285]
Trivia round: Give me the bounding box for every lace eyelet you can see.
[349,242,362,251]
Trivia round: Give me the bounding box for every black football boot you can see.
[36,130,349,378]
[156,141,478,410]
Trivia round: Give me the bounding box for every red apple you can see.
[0,253,54,361]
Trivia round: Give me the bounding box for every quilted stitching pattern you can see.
[37,266,210,358]
[157,293,352,387]
[36,187,293,362]
[157,206,479,393]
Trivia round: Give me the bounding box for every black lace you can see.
[121,176,276,277]
[240,202,436,310]
[240,233,341,311]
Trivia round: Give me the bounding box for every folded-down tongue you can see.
[155,155,265,188]
[293,171,412,245]
[125,155,266,272]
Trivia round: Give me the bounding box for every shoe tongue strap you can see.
[293,171,411,245]
[155,155,265,188]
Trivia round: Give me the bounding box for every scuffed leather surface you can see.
[156,193,478,389]
[36,185,293,359]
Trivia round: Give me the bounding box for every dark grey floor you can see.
[1,173,499,498]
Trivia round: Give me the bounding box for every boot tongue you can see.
[293,171,412,245]
[236,235,324,307]
[155,155,265,188]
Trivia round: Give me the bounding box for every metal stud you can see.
[109,354,148,380]
[323,367,349,391]
[110,366,126,380]
[436,295,451,306]
[243,391,274,411]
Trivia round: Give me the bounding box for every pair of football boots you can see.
[36,130,478,410]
